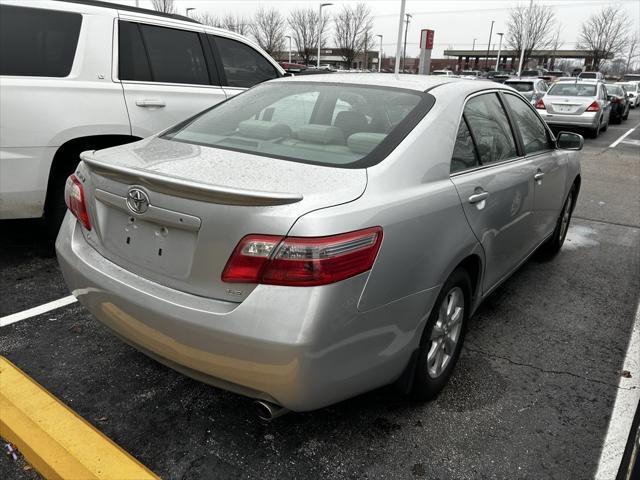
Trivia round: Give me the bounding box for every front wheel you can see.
[412,268,471,401]
[542,186,575,256]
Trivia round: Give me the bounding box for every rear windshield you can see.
[607,85,624,96]
[548,83,597,97]
[580,72,598,78]
[506,81,534,92]
[619,84,635,92]
[520,71,540,76]
[622,75,640,81]
[163,82,432,168]
[432,71,449,76]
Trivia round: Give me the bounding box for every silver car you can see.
[56,75,582,417]
[504,78,549,104]
[536,80,611,137]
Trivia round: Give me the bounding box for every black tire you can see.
[412,268,472,401]
[588,119,601,138]
[602,116,608,131]
[44,151,82,242]
[623,108,629,120]
[542,186,576,256]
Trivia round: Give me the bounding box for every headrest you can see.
[347,133,387,154]
[296,124,345,144]
[238,120,291,140]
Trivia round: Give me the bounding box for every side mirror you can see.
[556,131,584,151]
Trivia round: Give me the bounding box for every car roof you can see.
[53,0,197,23]
[270,73,512,96]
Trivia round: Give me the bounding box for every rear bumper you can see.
[539,110,599,128]
[56,214,437,411]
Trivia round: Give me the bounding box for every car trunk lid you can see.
[78,137,367,302]
[545,95,595,115]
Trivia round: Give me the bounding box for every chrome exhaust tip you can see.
[254,400,289,421]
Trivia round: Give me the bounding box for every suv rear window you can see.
[0,5,81,77]
[163,82,433,168]
[506,81,534,92]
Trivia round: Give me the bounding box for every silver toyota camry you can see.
[56,74,583,417]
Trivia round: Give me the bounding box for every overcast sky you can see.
[114,0,640,58]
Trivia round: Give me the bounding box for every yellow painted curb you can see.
[0,356,159,480]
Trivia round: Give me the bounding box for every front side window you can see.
[163,82,430,168]
[212,36,278,88]
[0,5,81,77]
[463,93,518,164]
[504,94,552,155]
[122,23,209,85]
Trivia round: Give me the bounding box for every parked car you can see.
[520,69,548,78]
[431,70,455,76]
[578,71,604,80]
[536,80,611,138]
[57,74,582,416]
[460,70,483,78]
[546,71,568,80]
[0,0,284,235]
[621,73,640,82]
[504,78,549,104]
[278,62,307,73]
[605,84,630,123]
[616,82,640,108]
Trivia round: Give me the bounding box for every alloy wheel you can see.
[559,192,573,242]
[427,287,464,378]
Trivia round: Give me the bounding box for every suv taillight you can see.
[64,174,91,230]
[222,227,383,286]
[586,101,600,112]
[535,98,546,109]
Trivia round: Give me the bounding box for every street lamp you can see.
[285,36,292,64]
[185,8,195,17]
[485,20,494,70]
[376,34,383,72]
[402,13,412,72]
[472,38,477,50]
[518,0,534,77]
[495,33,504,72]
[317,3,332,69]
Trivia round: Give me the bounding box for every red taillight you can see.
[64,174,91,230]
[222,227,383,286]
[535,98,545,109]
[586,101,600,112]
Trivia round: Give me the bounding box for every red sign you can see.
[420,29,435,50]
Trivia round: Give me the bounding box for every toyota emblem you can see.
[126,187,150,214]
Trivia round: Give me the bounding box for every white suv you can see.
[0,0,284,232]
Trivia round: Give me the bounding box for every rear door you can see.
[450,92,538,292]
[117,19,227,138]
[503,93,568,239]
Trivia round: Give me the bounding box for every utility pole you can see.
[402,13,412,72]
[550,30,560,70]
[185,8,195,18]
[363,31,368,70]
[485,20,494,70]
[517,0,534,77]
[317,3,332,69]
[394,0,407,75]
[376,34,383,72]
[495,32,503,71]
[285,35,292,64]
[472,38,477,50]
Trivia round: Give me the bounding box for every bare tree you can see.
[288,8,329,66]
[333,3,373,68]
[192,12,221,28]
[578,5,630,70]
[506,4,557,68]
[624,34,639,72]
[219,13,250,36]
[251,8,287,56]
[151,0,175,14]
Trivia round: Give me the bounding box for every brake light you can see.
[586,101,600,112]
[64,174,91,230]
[535,98,545,109]
[222,227,383,286]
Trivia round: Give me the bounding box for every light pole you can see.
[485,20,494,70]
[285,35,292,64]
[185,8,195,17]
[472,38,477,50]
[495,33,503,71]
[518,0,534,77]
[376,34,383,72]
[317,3,332,69]
[402,13,412,72]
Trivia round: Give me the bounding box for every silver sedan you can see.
[56,74,583,416]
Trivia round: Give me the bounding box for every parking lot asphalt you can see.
[1,109,639,479]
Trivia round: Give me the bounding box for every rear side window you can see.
[0,5,81,77]
[504,94,552,155]
[118,21,152,82]
[451,117,480,173]
[463,93,518,165]
[212,36,278,88]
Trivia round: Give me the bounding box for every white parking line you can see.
[609,123,639,148]
[595,303,640,479]
[0,295,77,328]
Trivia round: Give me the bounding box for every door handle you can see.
[534,171,545,181]
[468,191,489,204]
[135,99,166,108]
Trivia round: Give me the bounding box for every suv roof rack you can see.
[53,0,200,24]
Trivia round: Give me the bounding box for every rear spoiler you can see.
[80,151,303,206]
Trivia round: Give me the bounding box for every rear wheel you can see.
[588,118,601,138]
[623,106,629,120]
[542,186,575,256]
[412,268,471,401]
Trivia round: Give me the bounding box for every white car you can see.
[616,82,640,108]
[0,0,284,233]
[431,70,456,77]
